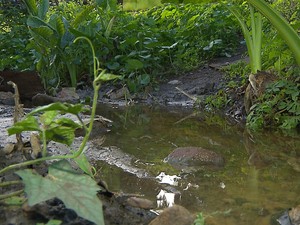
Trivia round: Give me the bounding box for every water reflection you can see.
[95,104,300,225]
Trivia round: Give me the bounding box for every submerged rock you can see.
[148,205,194,225]
[164,147,225,169]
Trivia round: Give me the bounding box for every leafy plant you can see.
[193,212,205,225]
[246,0,300,66]
[227,2,262,74]
[247,77,300,130]
[0,37,120,225]
[0,3,33,71]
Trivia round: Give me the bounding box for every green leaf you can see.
[139,74,150,85]
[125,59,144,71]
[27,16,55,30]
[74,152,94,177]
[37,219,62,225]
[28,102,85,116]
[24,0,38,16]
[40,111,58,126]
[29,27,54,47]
[7,116,41,135]
[16,160,104,225]
[2,196,26,206]
[247,0,300,66]
[71,5,94,28]
[96,72,121,82]
[38,0,49,20]
[56,16,65,37]
[45,117,81,146]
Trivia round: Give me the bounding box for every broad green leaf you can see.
[40,111,58,126]
[56,16,65,37]
[55,117,82,130]
[44,118,81,145]
[7,116,40,135]
[28,102,85,116]
[74,151,94,177]
[71,6,94,28]
[29,27,53,47]
[2,196,26,205]
[96,72,121,82]
[104,16,115,38]
[16,160,104,225]
[139,74,150,85]
[247,0,300,66]
[37,219,62,225]
[125,59,144,71]
[38,0,49,20]
[27,16,55,30]
[24,0,38,16]
[45,125,75,146]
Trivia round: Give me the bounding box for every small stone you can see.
[168,80,181,85]
[289,205,300,225]
[0,91,14,105]
[125,197,154,209]
[56,87,79,103]
[149,205,194,225]
[3,143,15,155]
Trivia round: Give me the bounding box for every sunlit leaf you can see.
[16,160,104,225]
[24,0,38,16]
[27,16,55,30]
[28,102,85,116]
[55,16,65,37]
[45,125,75,146]
[37,219,62,225]
[2,196,26,206]
[7,116,41,135]
[96,72,121,82]
[38,0,49,20]
[40,111,58,126]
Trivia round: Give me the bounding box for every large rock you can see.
[164,147,225,169]
[148,205,194,225]
[0,70,44,101]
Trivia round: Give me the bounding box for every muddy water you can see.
[95,104,300,225]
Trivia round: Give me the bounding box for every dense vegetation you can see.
[0,0,299,130]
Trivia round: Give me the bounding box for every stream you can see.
[92,103,300,225]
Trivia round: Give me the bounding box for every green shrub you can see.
[247,74,300,130]
[0,3,34,71]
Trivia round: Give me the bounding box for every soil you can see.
[0,51,248,225]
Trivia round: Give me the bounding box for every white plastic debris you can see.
[156,189,176,207]
[156,172,181,186]
[219,182,226,189]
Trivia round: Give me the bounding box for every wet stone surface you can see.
[164,147,225,169]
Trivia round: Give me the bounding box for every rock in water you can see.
[164,147,225,169]
[149,205,194,225]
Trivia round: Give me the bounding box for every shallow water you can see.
[95,104,300,225]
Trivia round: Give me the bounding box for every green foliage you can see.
[227,3,262,74]
[8,103,84,149]
[247,0,300,66]
[205,90,230,110]
[247,76,300,130]
[0,3,33,71]
[261,0,300,74]
[16,160,104,225]
[193,212,205,225]
[20,1,240,90]
[1,38,119,224]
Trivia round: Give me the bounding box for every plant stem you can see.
[0,180,22,187]
[0,190,24,200]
